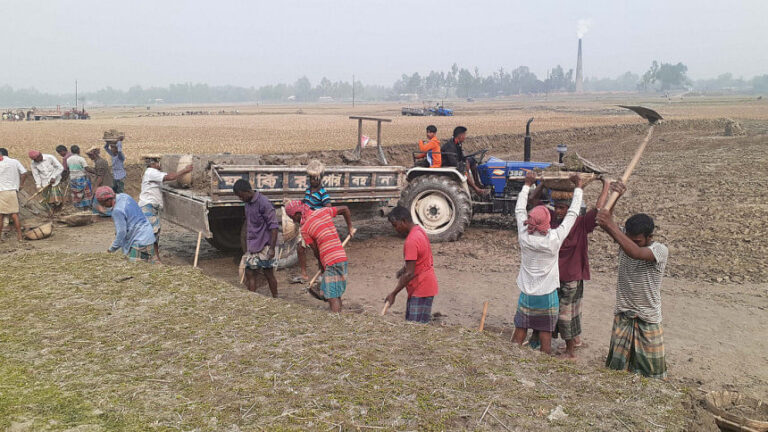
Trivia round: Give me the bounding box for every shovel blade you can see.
[618,105,663,125]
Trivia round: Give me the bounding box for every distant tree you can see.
[638,61,689,91]
[294,76,312,101]
[753,74,768,93]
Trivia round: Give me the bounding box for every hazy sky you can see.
[2,0,766,93]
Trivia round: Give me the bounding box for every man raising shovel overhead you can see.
[284,200,355,313]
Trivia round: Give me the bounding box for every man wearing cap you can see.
[138,156,193,261]
[95,186,157,263]
[103,138,126,194]
[530,178,613,358]
[28,150,65,210]
[0,148,28,241]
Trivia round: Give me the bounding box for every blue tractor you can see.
[400,118,560,242]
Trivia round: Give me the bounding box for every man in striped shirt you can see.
[597,203,669,379]
[286,202,355,313]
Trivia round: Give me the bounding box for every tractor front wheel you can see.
[399,174,472,242]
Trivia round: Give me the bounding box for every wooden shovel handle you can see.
[604,125,655,211]
[380,300,391,316]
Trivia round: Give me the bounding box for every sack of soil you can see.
[23,222,53,240]
[59,212,94,227]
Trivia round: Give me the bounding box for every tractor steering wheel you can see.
[465,149,489,164]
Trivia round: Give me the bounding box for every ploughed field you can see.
[1,95,766,163]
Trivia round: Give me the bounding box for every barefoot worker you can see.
[232,179,279,297]
[597,193,668,379]
[385,205,439,323]
[96,186,158,263]
[0,148,29,242]
[138,156,193,261]
[296,159,332,281]
[285,200,355,313]
[511,171,583,355]
[28,150,65,211]
[530,177,612,358]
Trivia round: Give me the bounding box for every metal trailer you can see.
[161,161,406,260]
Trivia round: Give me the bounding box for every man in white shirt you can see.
[511,171,583,354]
[138,156,193,261]
[0,148,29,241]
[28,150,64,210]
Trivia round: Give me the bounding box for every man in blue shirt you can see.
[103,139,126,194]
[95,186,157,263]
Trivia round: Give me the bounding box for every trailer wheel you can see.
[399,174,471,242]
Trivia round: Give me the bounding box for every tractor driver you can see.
[441,126,487,196]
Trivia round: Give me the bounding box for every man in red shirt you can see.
[385,206,439,323]
[285,200,355,313]
[531,178,612,357]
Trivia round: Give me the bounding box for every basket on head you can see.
[541,172,599,192]
[103,129,125,141]
[23,222,53,240]
[306,159,325,177]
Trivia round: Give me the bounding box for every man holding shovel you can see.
[233,179,279,298]
[284,200,355,313]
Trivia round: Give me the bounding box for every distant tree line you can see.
[1,61,767,107]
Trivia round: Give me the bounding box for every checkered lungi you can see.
[605,312,667,379]
[320,261,347,299]
[405,296,434,323]
[42,183,64,206]
[554,280,584,341]
[243,245,275,270]
[141,204,161,237]
[127,244,157,263]
[514,290,559,332]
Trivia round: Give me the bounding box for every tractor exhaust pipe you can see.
[524,117,534,162]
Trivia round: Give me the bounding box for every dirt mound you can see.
[724,118,746,136]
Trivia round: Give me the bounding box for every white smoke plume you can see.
[577,18,592,38]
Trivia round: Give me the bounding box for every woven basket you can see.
[704,391,768,432]
[282,210,298,242]
[59,212,94,227]
[103,129,125,141]
[23,222,53,240]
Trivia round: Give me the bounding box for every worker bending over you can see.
[96,186,157,263]
[285,200,355,313]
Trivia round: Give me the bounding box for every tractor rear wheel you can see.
[399,174,471,242]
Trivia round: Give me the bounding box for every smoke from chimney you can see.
[575,38,584,93]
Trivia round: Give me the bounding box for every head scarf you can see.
[28,150,41,159]
[284,200,310,223]
[95,186,116,202]
[524,205,551,235]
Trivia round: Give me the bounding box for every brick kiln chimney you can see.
[575,38,584,93]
